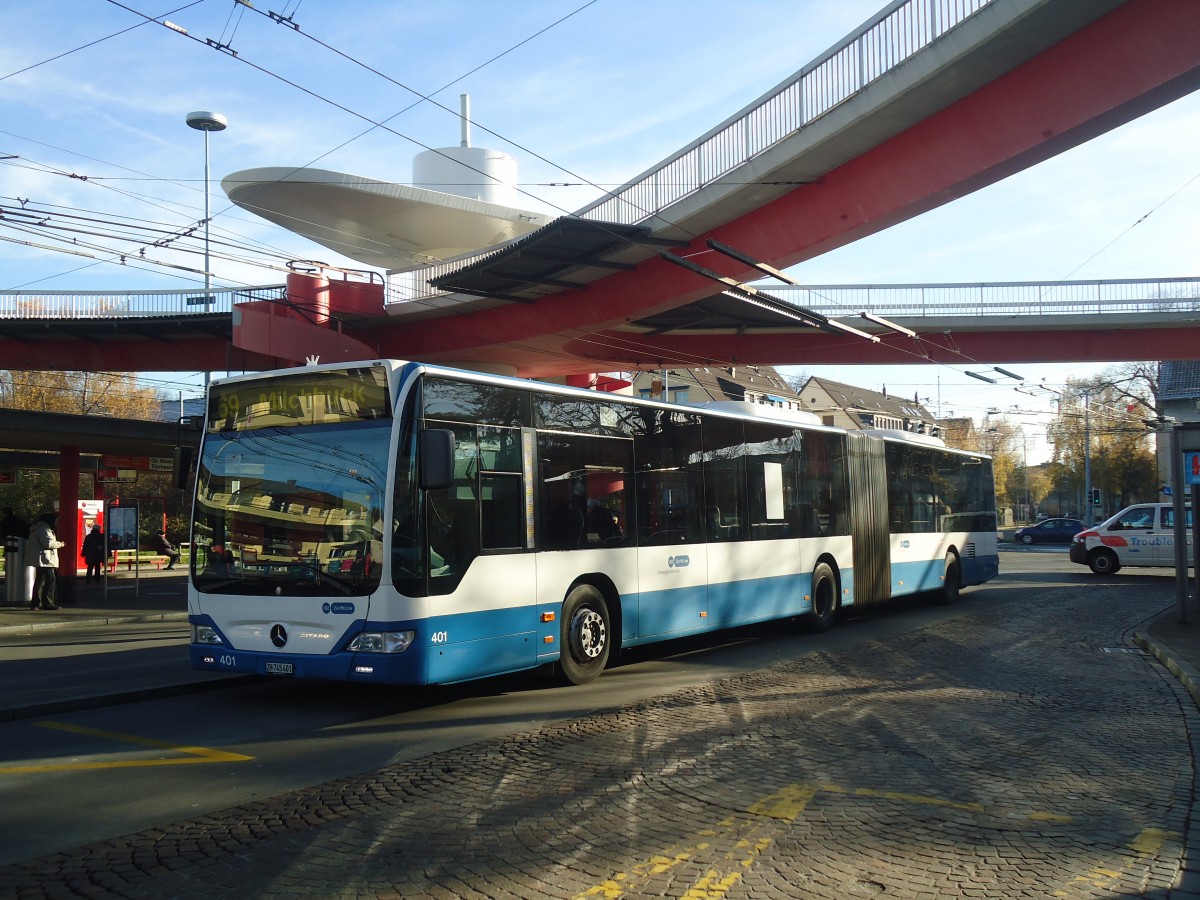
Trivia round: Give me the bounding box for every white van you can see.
[1069,502,1193,574]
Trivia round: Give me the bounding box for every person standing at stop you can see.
[25,512,64,610]
[82,524,106,583]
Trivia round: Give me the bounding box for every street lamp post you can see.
[185,110,226,392]
[184,110,226,309]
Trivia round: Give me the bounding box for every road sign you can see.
[1186,451,1200,486]
[95,468,137,484]
[99,455,173,472]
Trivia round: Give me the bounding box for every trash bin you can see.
[4,536,31,606]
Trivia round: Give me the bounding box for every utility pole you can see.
[1083,390,1092,519]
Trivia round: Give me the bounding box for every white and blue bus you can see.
[188,360,998,686]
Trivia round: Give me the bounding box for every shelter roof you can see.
[1159,361,1200,400]
[428,218,684,304]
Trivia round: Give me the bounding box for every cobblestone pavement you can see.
[1,581,1196,899]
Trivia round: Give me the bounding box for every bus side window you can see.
[537,432,633,550]
[632,409,703,546]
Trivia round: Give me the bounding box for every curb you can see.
[1134,631,1200,709]
[0,674,257,723]
[0,611,189,635]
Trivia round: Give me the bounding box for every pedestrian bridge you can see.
[0,0,1197,374]
[2,276,1196,370]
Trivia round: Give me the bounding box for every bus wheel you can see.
[801,563,837,634]
[1088,549,1121,576]
[559,584,611,685]
[939,553,961,605]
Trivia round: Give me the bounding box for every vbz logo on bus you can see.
[668,555,690,568]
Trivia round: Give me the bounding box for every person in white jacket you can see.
[25,512,64,610]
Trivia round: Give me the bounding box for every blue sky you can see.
[2,0,1198,457]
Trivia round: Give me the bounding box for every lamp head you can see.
[186,111,227,132]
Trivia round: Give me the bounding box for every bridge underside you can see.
[596,321,1200,369]
[0,0,1196,375]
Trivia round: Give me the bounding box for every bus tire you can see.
[801,563,838,634]
[939,553,961,605]
[559,584,611,685]
[1088,548,1121,576]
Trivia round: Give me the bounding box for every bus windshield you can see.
[191,420,391,596]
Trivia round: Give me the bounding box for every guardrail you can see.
[0,286,285,319]
[578,0,994,226]
[768,278,1200,319]
[3,278,1197,323]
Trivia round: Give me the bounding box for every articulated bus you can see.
[188,360,998,686]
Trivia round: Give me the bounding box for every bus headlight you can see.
[192,624,223,645]
[347,630,415,654]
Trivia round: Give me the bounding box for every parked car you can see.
[1012,517,1085,545]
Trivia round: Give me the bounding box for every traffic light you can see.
[1091,488,1101,505]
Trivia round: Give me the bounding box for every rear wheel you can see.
[1088,548,1121,576]
[558,584,611,685]
[800,563,838,633]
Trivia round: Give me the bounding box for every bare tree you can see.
[1046,365,1158,512]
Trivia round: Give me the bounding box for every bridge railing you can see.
[395,0,996,304]
[2,279,1198,322]
[578,0,993,226]
[0,286,284,318]
[769,278,1200,319]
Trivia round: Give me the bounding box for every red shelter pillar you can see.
[57,444,80,604]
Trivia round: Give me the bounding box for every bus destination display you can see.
[208,367,390,431]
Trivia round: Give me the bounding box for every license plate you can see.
[264,661,294,675]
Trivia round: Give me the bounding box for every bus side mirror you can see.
[420,429,456,490]
[173,446,194,490]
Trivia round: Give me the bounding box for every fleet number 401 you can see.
[430,631,449,644]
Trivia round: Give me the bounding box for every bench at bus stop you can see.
[107,549,172,572]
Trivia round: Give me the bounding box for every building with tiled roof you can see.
[1158,360,1200,421]
[1154,361,1200,486]
[628,365,804,411]
[796,376,941,437]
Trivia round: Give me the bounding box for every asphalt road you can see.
[0,549,1194,898]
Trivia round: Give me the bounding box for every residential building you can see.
[628,365,804,410]
[796,377,940,436]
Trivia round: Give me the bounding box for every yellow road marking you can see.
[1053,827,1181,896]
[576,787,812,899]
[819,782,985,813]
[1030,810,1073,823]
[746,783,816,819]
[1129,827,1175,856]
[0,720,253,773]
[576,781,1089,899]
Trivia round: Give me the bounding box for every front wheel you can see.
[558,584,611,685]
[800,563,838,633]
[938,553,961,605]
[1021,534,1034,545]
[1088,548,1121,576]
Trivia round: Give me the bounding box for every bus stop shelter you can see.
[0,409,201,604]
